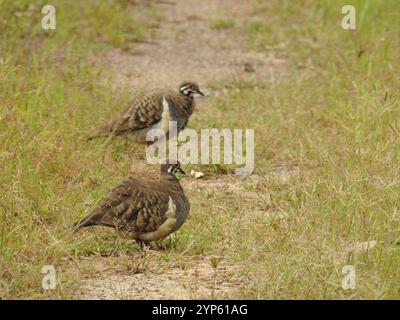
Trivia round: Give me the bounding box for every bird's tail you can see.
[72,214,96,232]
[88,125,113,140]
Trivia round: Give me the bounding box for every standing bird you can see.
[73,162,190,250]
[89,81,204,143]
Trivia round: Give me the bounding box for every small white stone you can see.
[190,170,204,179]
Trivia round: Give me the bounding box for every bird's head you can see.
[178,81,204,98]
[161,160,186,180]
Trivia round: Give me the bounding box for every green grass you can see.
[1,0,400,299]
[210,18,236,30]
[0,0,158,299]
[192,0,400,298]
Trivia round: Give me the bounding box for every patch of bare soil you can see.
[77,255,242,300]
[183,166,301,194]
[100,0,285,94]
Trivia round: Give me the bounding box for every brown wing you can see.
[111,92,165,134]
[88,92,166,139]
[75,178,171,234]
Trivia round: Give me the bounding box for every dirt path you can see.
[77,254,243,299]
[103,0,284,93]
[77,0,285,300]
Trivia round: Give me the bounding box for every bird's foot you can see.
[137,241,166,251]
[137,240,151,251]
[153,242,167,251]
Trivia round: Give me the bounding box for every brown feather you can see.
[88,83,202,142]
[74,164,190,242]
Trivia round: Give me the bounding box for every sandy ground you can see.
[102,0,285,92]
[77,0,286,300]
[77,256,242,300]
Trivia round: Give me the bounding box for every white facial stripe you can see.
[180,85,196,95]
[167,164,181,174]
[181,88,195,97]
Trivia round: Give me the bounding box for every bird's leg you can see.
[154,242,166,251]
[137,240,152,251]
[137,240,145,251]
[137,240,166,251]
[124,136,130,149]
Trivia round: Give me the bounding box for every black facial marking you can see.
[168,162,182,175]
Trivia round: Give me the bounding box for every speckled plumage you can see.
[89,82,204,143]
[73,163,190,246]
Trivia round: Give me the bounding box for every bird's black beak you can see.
[197,89,205,96]
[174,167,186,180]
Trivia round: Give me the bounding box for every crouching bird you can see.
[88,81,204,144]
[73,162,190,250]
